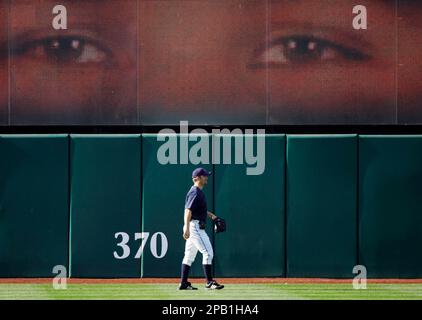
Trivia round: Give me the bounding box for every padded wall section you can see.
[141,134,213,277]
[359,135,422,278]
[214,134,285,277]
[70,135,141,278]
[287,135,358,278]
[0,135,69,277]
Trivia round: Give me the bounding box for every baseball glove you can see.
[214,217,226,233]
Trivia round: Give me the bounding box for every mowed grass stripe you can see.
[270,284,422,299]
[0,284,306,300]
[0,284,421,300]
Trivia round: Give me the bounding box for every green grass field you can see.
[1,283,422,300]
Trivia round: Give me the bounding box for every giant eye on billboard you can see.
[0,0,421,125]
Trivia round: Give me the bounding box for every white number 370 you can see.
[114,232,168,260]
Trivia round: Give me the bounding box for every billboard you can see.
[0,0,421,125]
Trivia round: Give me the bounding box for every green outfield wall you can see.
[0,134,421,278]
[141,134,214,278]
[214,134,285,277]
[286,135,357,278]
[359,136,422,278]
[0,135,69,277]
[69,135,141,278]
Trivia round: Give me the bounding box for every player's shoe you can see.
[206,280,224,290]
[178,282,198,290]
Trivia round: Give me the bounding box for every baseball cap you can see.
[192,167,211,178]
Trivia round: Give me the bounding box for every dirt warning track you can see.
[1,278,422,284]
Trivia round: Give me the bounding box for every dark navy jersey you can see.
[184,185,208,222]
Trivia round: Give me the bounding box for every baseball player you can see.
[178,168,224,290]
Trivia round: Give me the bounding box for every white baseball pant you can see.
[182,219,214,266]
